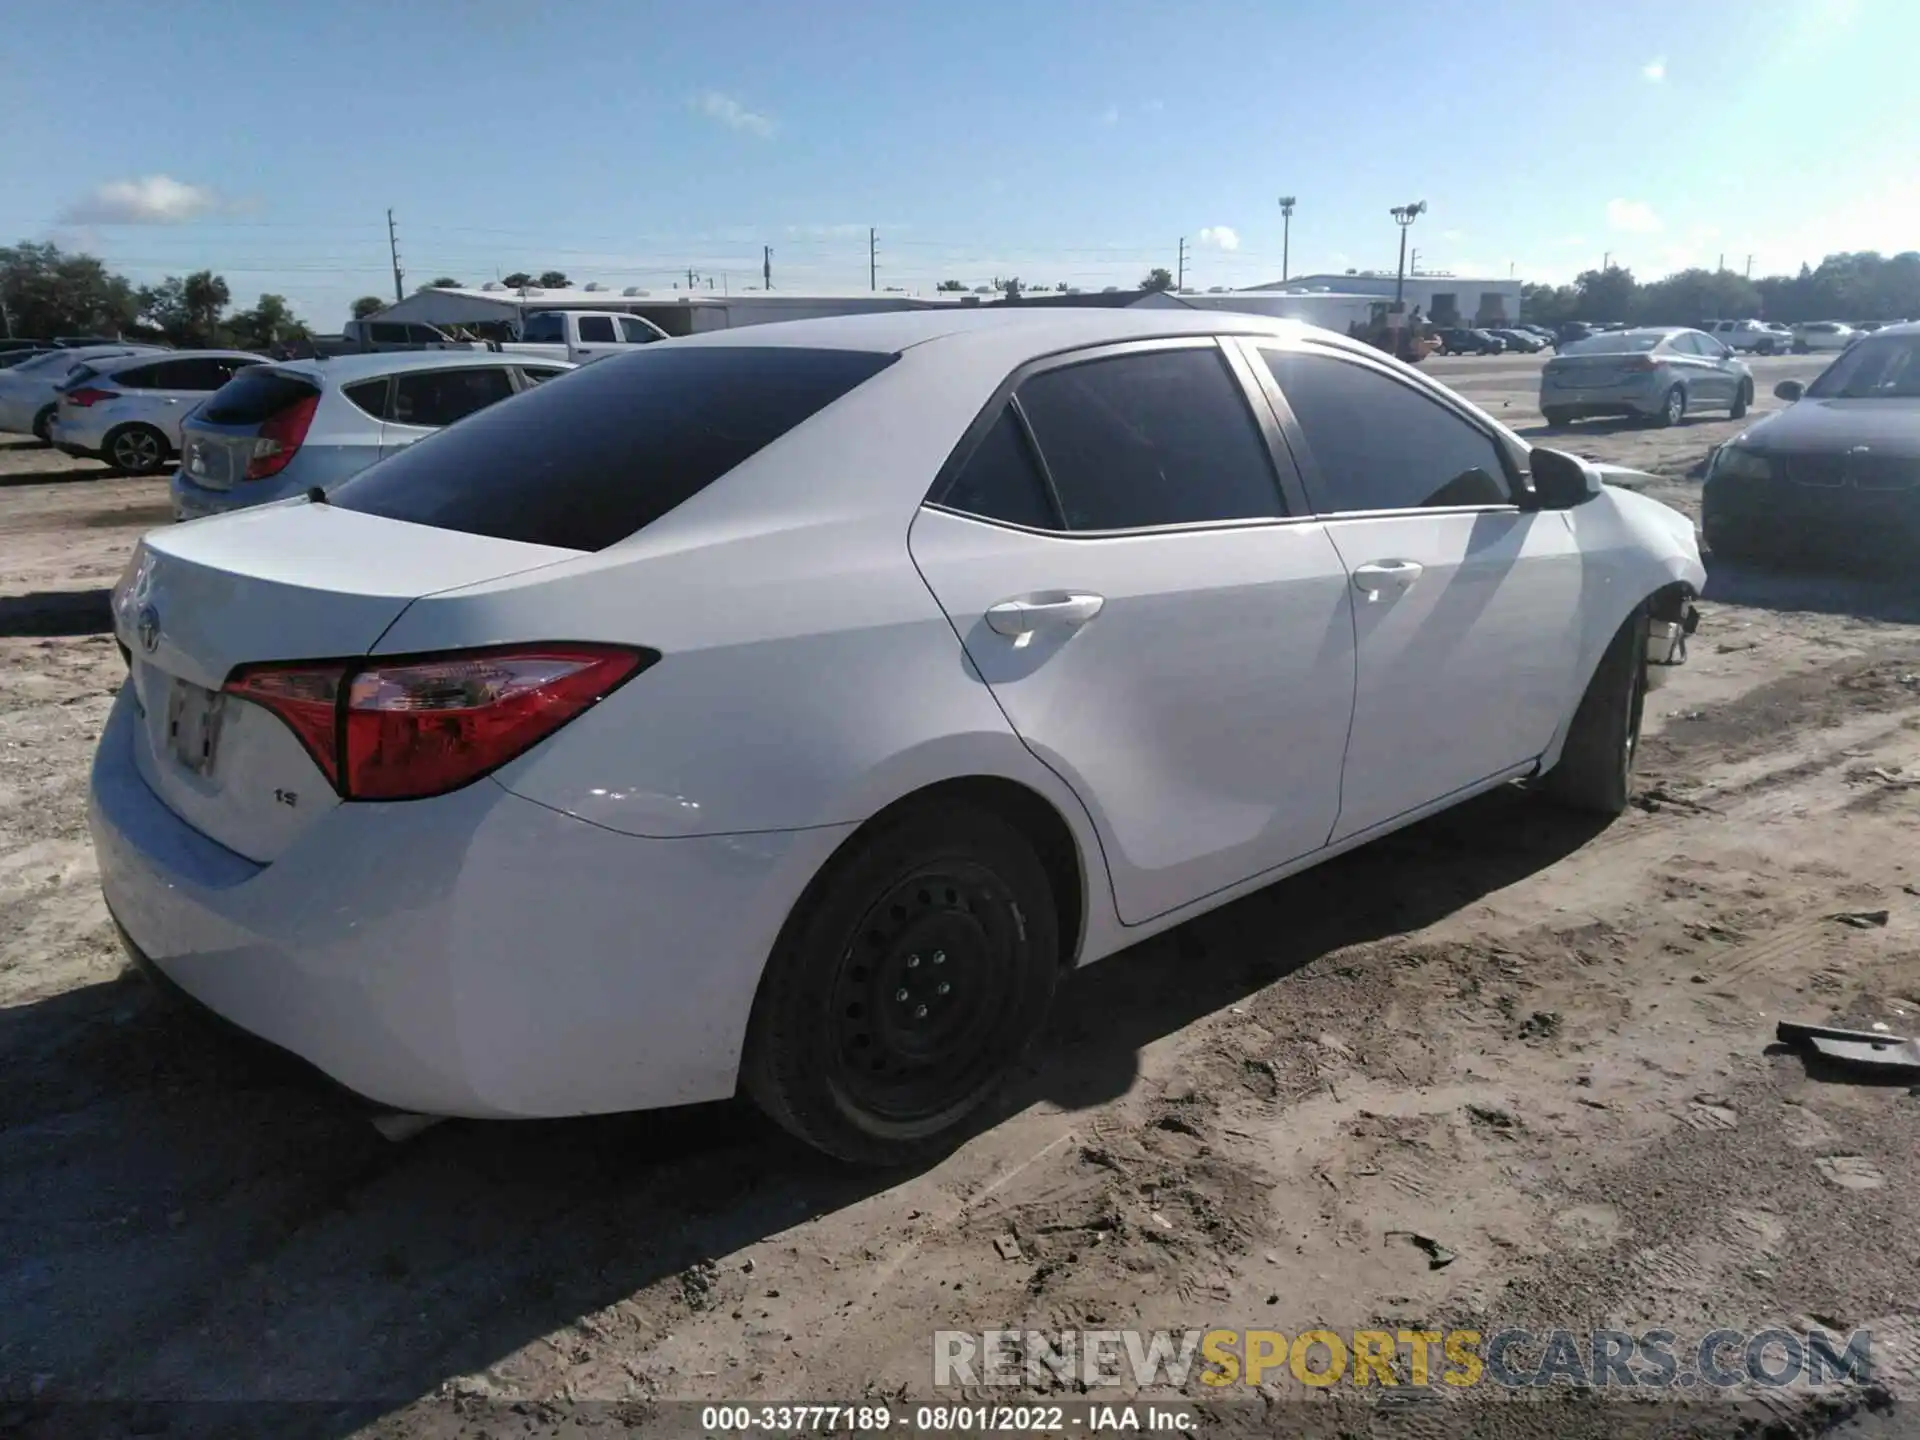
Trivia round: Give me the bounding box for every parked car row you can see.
[0,343,173,444]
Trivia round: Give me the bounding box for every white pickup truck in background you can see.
[503,310,668,364]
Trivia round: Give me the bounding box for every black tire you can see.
[742,802,1061,1166]
[1543,407,1575,429]
[1541,607,1648,817]
[31,405,55,445]
[1757,341,1775,356]
[1729,380,1751,419]
[1654,385,1686,428]
[105,424,170,476]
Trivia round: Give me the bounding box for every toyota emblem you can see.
[136,604,161,654]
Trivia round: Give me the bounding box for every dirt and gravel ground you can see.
[3,353,1917,1439]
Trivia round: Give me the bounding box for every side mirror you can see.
[1774,379,1805,402]
[1527,446,1602,510]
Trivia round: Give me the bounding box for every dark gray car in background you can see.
[1702,322,1920,565]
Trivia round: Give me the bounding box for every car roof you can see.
[91,348,265,370]
[267,349,572,384]
[658,306,1392,367]
[1866,320,1920,337]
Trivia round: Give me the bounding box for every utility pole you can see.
[1410,247,1421,276]
[764,245,773,290]
[1603,251,1611,271]
[1177,236,1188,290]
[1278,196,1296,282]
[1390,201,1426,308]
[1718,252,1725,273]
[387,208,404,302]
[869,228,878,291]
[687,267,696,289]
[1745,254,1753,279]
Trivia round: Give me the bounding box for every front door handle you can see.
[986,592,1105,637]
[1351,560,1424,598]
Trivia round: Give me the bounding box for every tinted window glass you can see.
[1559,331,1664,354]
[521,313,565,343]
[331,346,897,551]
[1806,336,1920,398]
[518,367,568,386]
[391,367,516,428]
[369,323,408,344]
[407,325,444,343]
[343,378,389,419]
[937,406,1059,529]
[200,367,322,425]
[618,316,658,343]
[110,363,163,388]
[1014,347,1283,531]
[1259,348,1511,513]
[151,357,238,390]
[578,315,617,342]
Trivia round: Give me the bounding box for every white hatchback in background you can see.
[92,310,1703,1166]
[0,344,169,441]
[52,350,267,474]
[170,350,573,520]
[1708,320,1793,356]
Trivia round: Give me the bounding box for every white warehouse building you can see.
[1239,272,1525,328]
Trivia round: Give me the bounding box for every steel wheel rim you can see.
[1666,390,1684,424]
[829,861,1028,1123]
[115,431,160,470]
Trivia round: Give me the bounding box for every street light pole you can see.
[1390,200,1426,307]
[1278,196,1296,282]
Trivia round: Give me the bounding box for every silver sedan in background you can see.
[1540,327,1754,429]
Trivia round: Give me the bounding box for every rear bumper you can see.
[1539,379,1665,416]
[89,686,856,1118]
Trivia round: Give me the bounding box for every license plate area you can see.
[167,679,226,776]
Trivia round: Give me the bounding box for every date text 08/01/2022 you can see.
[698,1402,1196,1432]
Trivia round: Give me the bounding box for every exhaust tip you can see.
[370,1110,446,1144]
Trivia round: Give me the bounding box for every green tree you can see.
[502,272,534,289]
[350,295,386,320]
[1520,281,1579,326]
[138,269,232,346]
[1633,268,1761,325]
[430,276,463,289]
[535,270,570,288]
[1574,265,1637,323]
[228,294,308,351]
[993,276,1023,296]
[1140,267,1175,293]
[936,279,966,292]
[0,241,140,337]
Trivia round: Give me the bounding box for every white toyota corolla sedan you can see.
[90,309,1703,1164]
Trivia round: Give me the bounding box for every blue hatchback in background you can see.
[170,350,574,520]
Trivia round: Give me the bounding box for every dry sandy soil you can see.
[3,354,1918,1438]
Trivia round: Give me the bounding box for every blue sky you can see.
[2,0,1911,326]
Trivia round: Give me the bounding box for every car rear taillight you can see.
[1622,356,1660,372]
[65,386,119,407]
[244,392,320,480]
[223,643,653,801]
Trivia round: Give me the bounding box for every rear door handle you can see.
[986,592,1105,637]
[1352,560,1424,598]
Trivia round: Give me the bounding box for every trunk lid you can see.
[112,503,580,862]
[1547,353,1643,388]
[179,366,321,491]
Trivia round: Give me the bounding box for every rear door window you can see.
[935,406,1060,529]
[618,317,658,343]
[521,313,566,343]
[577,316,617,343]
[330,346,897,551]
[151,357,240,390]
[369,323,408,345]
[517,366,568,387]
[343,378,390,419]
[1013,345,1285,530]
[109,362,163,389]
[199,367,321,425]
[391,368,516,428]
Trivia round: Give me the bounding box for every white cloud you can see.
[1100,105,1121,125]
[1441,228,1466,242]
[1605,199,1663,234]
[1642,56,1666,82]
[59,175,222,225]
[1198,226,1240,251]
[694,91,775,138]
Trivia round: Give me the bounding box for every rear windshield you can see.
[200,367,321,425]
[329,345,898,551]
[1559,331,1665,355]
